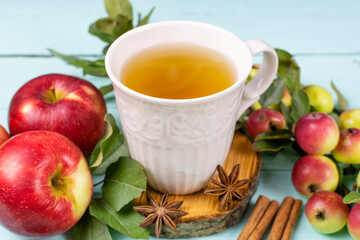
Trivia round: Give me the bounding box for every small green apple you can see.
[303,85,335,113]
[339,109,360,130]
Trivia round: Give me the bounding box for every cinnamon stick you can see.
[281,199,302,240]
[237,195,271,240]
[248,200,279,240]
[268,196,295,240]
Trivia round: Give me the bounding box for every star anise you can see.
[133,191,188,238]
[204,164,251,210]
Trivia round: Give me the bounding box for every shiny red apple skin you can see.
[332,128,360,164]
[294,112,340,155]
[291,155,339,197]
[305,191,348,234]
[0,131,93,237]
[348,204,360,240]
[0,125,10,146]
[8,74,107,156]
[246,109,286,139]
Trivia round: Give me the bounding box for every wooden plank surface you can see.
[1,0,360,55]
[1,0,360,239]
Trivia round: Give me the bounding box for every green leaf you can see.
[331,81,348,111]
[113,14,134,38]
[235,110,249,131]
[72,211,112,240]
[99,84,114,96]
[329,112,340,126]
[137,7,155,26]
[102,157,146,211]
[254,129,293,141]
[105,0,133,20]
[280,102,293,127]
[343,191,360,204]
[259,77,286,108]
[49,49,107,77]
[275,48,293,63]
[89,18,116,44]
[252,139,293,152]
[275,49,300,94]
[103,44,111,55]
[83,59,108,77]
[89,114,130,175]
[89,200,149,239]
[290,89,310,123]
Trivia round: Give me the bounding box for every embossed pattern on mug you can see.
[120,43,236,99]
[113,84,243,194]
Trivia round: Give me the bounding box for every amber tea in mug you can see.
[106,21,278,194]
[120,44,236,99]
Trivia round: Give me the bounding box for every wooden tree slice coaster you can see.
[133,131,262,238]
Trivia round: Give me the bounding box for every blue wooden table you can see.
[1,0,360,239]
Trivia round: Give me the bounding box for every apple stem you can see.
[310,112,320,118]
[353,182,358,192]
[45,87,65,103]
[49,87,57,102]
[342,184,351,196]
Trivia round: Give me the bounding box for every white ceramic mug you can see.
[105,21,278,194]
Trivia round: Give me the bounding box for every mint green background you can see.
[1,0,360,239]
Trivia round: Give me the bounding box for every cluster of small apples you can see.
[0,74,107,237]
[246,84,360,238]
[293,110,360,238]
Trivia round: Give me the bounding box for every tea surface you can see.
[120,44,236,99]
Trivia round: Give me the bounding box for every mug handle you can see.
[237,39,279,118]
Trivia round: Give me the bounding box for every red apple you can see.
[332,128,360,164]
[348,204,360,240]
[0,130,93,237]
[291,155,339,197]
[0,125,10,146]
[8,74,107,156]
[305,191,348,234]
[294,112,340,155]
[246,109,286,139]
